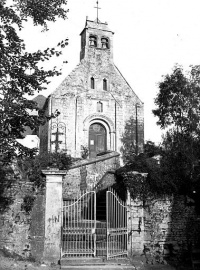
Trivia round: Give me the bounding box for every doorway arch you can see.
[89,123,107,157]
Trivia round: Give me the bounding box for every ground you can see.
[0,255,193,270]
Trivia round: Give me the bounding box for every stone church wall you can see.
[46,88,144,158]
[43,44,144,158]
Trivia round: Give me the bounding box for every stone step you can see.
[61,258,134,269]
[61,266,136,269]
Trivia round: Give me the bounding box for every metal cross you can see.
[51,126,63,153]
[94,1,101,23]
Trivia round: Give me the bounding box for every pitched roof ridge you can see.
[114,63,143,104]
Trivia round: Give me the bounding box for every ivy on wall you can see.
[0,152,72,212]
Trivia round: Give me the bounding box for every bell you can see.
[102,43,107,49]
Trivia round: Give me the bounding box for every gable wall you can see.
[47,56,143,157]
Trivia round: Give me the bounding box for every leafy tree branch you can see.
[0,0,69,164]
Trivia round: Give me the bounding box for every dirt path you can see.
[0,255,60,270]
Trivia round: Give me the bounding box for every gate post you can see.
[42,170,66,263]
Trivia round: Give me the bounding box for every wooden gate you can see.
[61,188,127,259]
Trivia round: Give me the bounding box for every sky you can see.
[20,0,200,144]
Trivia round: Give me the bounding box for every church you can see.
[39,16,144,159]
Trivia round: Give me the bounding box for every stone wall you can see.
[128,194,199,263]
[2,157,199,263]
[63,151,120,199]
[0,164,45,261]
[0,180,33,258]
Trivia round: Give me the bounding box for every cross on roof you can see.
[94,1,101,23]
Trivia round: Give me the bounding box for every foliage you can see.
[120,116,144,163]
[115,141,164,201]
[121,117,136,163]
[0,151,72,212]
[0,0,68,165]
[0,165,14,211]
[21,194,35,213]
[19,151,72,188]
[152,65,200,211]
[153,65,200,135]
[144,140,162,158]
[81,145,89,159]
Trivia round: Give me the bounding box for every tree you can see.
[153,65,200,136]
[115,141,164,201]
[0,0,69,164]
[153,65,200,208]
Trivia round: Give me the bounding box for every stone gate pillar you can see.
[42,170,66,263]
[127,172,148,256]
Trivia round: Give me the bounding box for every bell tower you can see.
[80,17,114,61]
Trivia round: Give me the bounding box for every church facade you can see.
[40,18,144,159]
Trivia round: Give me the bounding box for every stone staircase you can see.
[61,257,136,269]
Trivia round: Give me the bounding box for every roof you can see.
[80,18,114,35]
[22,95,46,136]
[33,95,46,109]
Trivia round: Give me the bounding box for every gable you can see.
[52,59,142,105]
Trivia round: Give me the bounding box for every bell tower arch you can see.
[80,17,114,61]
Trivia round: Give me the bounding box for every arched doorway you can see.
[89,123,106,157]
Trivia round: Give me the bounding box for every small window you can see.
[89,35,97,47]
[103,79,107,91]
[97,101,103,112]
[91,77,95,89]
[101,37,109,49]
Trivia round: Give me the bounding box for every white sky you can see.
[20,0,200,144]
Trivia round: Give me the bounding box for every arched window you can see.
[97,101,103,112]
[89,35,97,47]
[103,79,107,91]
[101,37,109,49]
[91,77,95,89]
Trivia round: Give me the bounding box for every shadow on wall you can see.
[0,166,15,213]
[120,116,144,163]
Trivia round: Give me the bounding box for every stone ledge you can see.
[69,151,120,170]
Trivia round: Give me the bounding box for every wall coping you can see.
[42,170,67,176]
[69,151,120,170]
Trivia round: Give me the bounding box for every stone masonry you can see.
[0,163,45,261]
[39,18,144,158]
[127,193,199,263]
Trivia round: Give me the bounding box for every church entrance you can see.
[89,123,106,157]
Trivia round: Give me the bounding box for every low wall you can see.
[128,194,199,262]
[1,156,199,264]
[63,151,120,198]
[0,164,45,261]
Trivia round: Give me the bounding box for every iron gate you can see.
[106,188,128,259]
[61,190,96,258]
[61,188,127,259]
